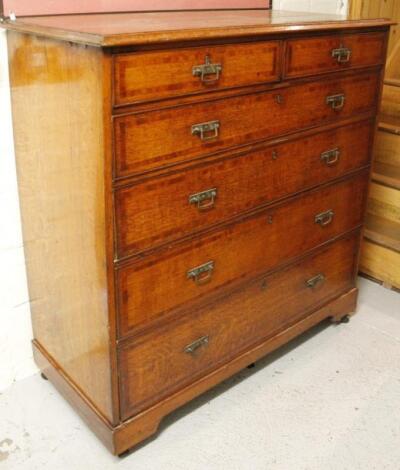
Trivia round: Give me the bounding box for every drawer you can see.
[113,41,281,106]
[285,32,386,78]
[114,72,379,178]
[119,232,359,419]
[117,171,368,337]
[115,120,373,258]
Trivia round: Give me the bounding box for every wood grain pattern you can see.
[114,40,281,106]
[115,120,373,257]
[367,182,400,223]
[360,239,400,288]
[119,233,359,419]
[117,171,368,337]
[285,32,386,78]
[114,71,379,178]
[0,11,393,47]
[7,32,115,423]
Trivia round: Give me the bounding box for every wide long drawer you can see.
[114,72,379,178]
[115,120,373,258]
[119,232,359,419]
[285,32,386,79]
[114,40,281,106]
[116,171,368,337]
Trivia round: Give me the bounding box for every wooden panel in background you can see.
[360,240,400,289]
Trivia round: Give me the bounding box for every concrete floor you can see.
[1,277,399,470]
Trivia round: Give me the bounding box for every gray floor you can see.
[1,277,399,470]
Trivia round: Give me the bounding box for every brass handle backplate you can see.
[332,47,352,63]
[306,273,326,289]
[321,148,340,166]
[192,55,222,84]
[326,94,346,110]
[189,188,217,211]
[187,261,215,285]
[184,335,209,354]
[315,209,334,227]
[191,120,220,141]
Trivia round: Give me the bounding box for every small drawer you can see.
[114,41,281,106]
[115,120,373,258]
[114,72,379,178]
[116,171,368,337]
[119,232,359,419]
[285,32,386,78]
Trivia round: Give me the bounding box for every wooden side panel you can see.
[7,32,114,423]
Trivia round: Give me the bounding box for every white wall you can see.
[0,30,37,391]
[0,0,349,392]
[274,0,348,15]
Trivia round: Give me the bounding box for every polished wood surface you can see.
[119,233,359,418]
[114,72,379,178]
[115,120,372,257]
[117,172,368,337]
[285,31,386,78]
[1,10,393,46]
[4,11,390,455]
[114,40,281,105]
[7,32,115,423]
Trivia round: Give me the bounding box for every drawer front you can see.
[115,120,373,258]
[285,32,386,78]
[119,233,359,419]
[117,171,368,337]
[114,72,379,178]
[114,41,281,106]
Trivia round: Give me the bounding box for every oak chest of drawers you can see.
[3,9,392,455]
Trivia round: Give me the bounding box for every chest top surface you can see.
[0,9,394,47]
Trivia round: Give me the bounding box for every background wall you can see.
[274,0,347,14]
[0,29,35,390]
[0,0,348,392]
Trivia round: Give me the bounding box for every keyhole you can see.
[261,279,268,290]
[275,94,283,105]
[268,215,273,224]
[272,150,278,160]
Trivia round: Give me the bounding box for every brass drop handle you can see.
[191,120,220,141]
[192,55,222,84]
[326,94,346,110]
[184,335,209,354]
[189,188,217,211]
[187,261,215,286]
[332,47,352,63]
[321,148,340,166]
[315,209,334,227]
[306,273,326,289]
